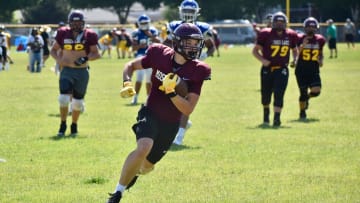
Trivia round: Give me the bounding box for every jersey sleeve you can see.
[86,31,99,46]
[140,44,158,68]
[256,31,267,47]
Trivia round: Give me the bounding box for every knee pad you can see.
[71,98,84,111]
[309,91,320,97]
[58,94,71,107]
[136,69,145,82]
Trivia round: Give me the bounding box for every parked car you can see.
[211,19,256,44]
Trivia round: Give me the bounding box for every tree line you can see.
[0,0,358,25]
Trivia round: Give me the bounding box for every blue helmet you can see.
[179,0,200,22]
[137,14,151,30]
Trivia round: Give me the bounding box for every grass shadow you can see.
[169,144,201,152]
[289,118,320,123]
[48,134,86,141]
[48,113,60,117]
[247,123,292,130]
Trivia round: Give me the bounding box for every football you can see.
[175,79,188,97]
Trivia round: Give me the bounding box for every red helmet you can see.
[68,10,85,32]
[173,23,204,60]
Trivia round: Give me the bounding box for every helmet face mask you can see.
[179,0,200,22]
[68,10,85,32]
[173,23,204,60]
[272,12,287,31]
[137,15,151,30]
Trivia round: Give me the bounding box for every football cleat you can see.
[300,110,307,120]
[273,119,281,127]
[57,123,67,137]
[70,123,78,135]
[107,191,122,203]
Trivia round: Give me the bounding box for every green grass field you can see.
[0,44,359,202]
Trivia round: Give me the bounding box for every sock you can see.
[176,128,186,138]
[274,112,280,121]
[263,107,270,122]
[115,183,126,193]
[61,120,66,125]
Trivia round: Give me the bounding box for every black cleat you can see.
[107,191,122,203]
[273,119,281,127]
[300,110,307,120]
[126,175,139,190]
[57,123,67,137]
[70,123,78,135]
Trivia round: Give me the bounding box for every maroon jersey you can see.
[257,28,298,67]
[297,34,326,65]
[141,43,211,123]
[55,27,98,54]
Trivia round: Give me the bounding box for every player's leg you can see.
[273,67,289,126]
[144,68,152,96]
[70,68,89,135]
[173,114,190,145]
[108,105,158,202]
[58,71,73,136]
[261,67,272,125]
[133,69,144,105]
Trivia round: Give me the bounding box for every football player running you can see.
[130,14,161,105]
[50,10,100,137]
[164,0,215,145]
[252,12,298,127]
[107,23,211,203]
[295,17,326,119]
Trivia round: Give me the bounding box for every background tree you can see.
[68,0,162,24]
[0,0,37,22]
[22,0,70,24]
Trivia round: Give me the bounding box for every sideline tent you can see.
[14,35,28,52]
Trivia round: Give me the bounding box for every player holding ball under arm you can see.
[107,23,211,203]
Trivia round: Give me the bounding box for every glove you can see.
[74,56,88,66]
[120,81,136,98]
[158,73,179,94]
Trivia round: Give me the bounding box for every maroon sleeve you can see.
[256,30,268,47]
[55,28,65,47]
[85,30,98,46]
[289,30,298,48]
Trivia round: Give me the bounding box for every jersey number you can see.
[302,49,319,61]
[271,45,289,57]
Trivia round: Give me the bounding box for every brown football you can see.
[175,79,188,97]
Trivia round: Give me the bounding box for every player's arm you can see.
[252,44,270,66]
[87,44,101,61]
[50,41,61,61]
[120,57,144,98]
[170,92,199,116]
[123,57,144,82]
[291,45,298,66]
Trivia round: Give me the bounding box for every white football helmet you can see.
[179,0,200,22]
